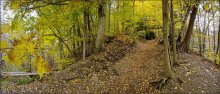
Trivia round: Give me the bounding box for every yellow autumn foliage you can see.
[9,0,29,10]
[37,57,52,79]
[1,40,10,49]
[207,46,211,60]
[215,55,219,65]
[2,33,52,78]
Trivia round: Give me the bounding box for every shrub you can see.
[145,31,156,40]
[137,30,147,38]
[16,76,37,85]
[137,30,156,40]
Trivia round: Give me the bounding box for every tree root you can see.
[173,62,180,67]
[150,77,184,89]
[176,77,184,85]
[150,77,170,89]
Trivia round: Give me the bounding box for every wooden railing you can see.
[1,72,38,76]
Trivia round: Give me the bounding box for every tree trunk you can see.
[133,0,135,31]
[216,25,220,64]
[116,0,119,32]
[87,11,92,55]
[108,0,111,33]
[178,6,191,41]
[114,14,116,32]
[170,0,178,65]
[213,12,216,51]
[77,25,82,58]
[181,0,200,52]
[215,0,220,65]
[192,30,195,48]
[203,13,212,55]
[162,0,174,79]
[83,4,89,60]
[50,28,72,57]
[0,0,2,84]
[202,13,207,53]
[122,1,125,33]
[58,39,64,59]
[207,15,211,59]
[95,0,106,53]
[196,15,202,55]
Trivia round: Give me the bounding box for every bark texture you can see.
[95,0,106,53]
[182,0,200,52]
[170,0,178,65]
[162,0,174,79]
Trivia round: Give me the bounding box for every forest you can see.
[0,0,220,93]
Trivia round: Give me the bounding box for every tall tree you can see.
[0,0,3,92]
[162,0,174,78]
[95,0,106,53]
[116,0,120,33]
[58,39,64,59]
[178,1,191,41]
[182,0,200,52]
[202,12,207,53]
[133,0,135,30]
[170,0,178,65]
[108,0,111,33]
[196,14,202,55]
[215,0,220,65]
[212,10,216,51]
[83,3,89,60]
[122,1,125,32]
[216,22,220,65]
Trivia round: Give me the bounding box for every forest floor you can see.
[3,35,220,94]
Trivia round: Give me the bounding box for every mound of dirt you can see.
[3,34,137,93]
[58,34,136,81]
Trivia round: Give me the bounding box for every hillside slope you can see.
[4,37,220,94]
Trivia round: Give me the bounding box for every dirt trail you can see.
[3,39,220,94]
[115,39,158,77]
[110,39,163,93]
[115,39,220,94]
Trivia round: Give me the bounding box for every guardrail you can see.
[1,72,38,76]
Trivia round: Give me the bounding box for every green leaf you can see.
[203,2,211,12]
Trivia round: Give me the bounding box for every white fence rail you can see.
[1,72,38,76]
